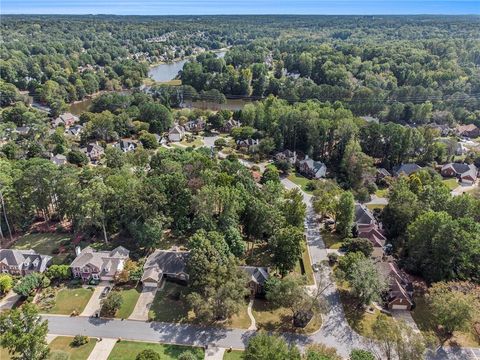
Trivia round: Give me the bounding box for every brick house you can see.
[0,249,52,276]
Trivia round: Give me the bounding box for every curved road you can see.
[44,163,477,360]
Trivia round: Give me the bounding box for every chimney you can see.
[75,246,82,256]
[305,155,309,160]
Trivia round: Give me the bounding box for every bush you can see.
[327,253,339,265]
[100,292,123,317]
[214,137,227,149]
[13,273,46,297]
[71,335,89,347]
[46,265,71,281]
[349,349,375,360]
[178,351,198,360]
[0,274,13,294]
[136,349,161,360]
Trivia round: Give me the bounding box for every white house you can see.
[168,125,185,142]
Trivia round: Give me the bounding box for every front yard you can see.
[252,299,322,334]
[114,285,142,319]
[13,233,72,264]
[148,282,191,323]
[38,285,94,315]
[320,229,343,249]
[107,341,204,360]
[48,336,97,360]
[287,172,313,194]
[223,350,244,360]
[442,178,459,190]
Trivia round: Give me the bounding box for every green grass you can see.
[225,300,251,329]
[48,336,97,360]
[223,350,244,360]
[294,245,315,285]
[287,172,313,194]
[366,203,386,211]
[442,178,459,190]
[13,233,71,264]
[43,287,94,315]
[107,341,204,360]
[148,282,191,322]
[411,295,479,347]
[114,286,141,319]
[320,230,343,249]
[375,188,389,197]
[252,299,322,334]
[180,136,204,147]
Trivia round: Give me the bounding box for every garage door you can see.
[392,304,408,310]
[143,281,158,288]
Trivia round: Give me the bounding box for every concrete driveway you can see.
[391,309,420,333]
[0,290,21,312]
[128,286,157,321]
[80,282,111,317]
[86,338,117,360]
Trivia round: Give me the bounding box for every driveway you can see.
[451,181,478,196]
[0,290,21,312]
[128,286,157,321]
[391,309,420,333]
[205,346,226,360]
[80,282,110,317]
[86,338,117,360]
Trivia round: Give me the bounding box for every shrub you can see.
[349,349,375,360]
[13,273,46,297]
[136,349,161,360]
[100,292,123,317]
[178,351,198,360]
[46,265,71,281]
[341,238,374,257]
[71,335,89,347]
[0,274,13,294]
[327,253,339,265]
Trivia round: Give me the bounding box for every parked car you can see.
[100,286,111,298]
[312,263,320,272]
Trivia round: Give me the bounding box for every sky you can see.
[1,0,479,15]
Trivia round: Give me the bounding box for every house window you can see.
[92,274,99,280]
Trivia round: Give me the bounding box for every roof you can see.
[240,266,269,286]
[70,246,129,269]
[298,158,326,172]
[355,204,375,226]
[142,250,189,281]
[376,168,391,177]
[169,125,185,135]
[442,163,477,177]
[457,124,479,134]
[393,163,422,176]
[0,249,51,272]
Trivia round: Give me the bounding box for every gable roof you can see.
[70,246,129,269]
[355,204,375,226]
[142,250,189,282]
[0,249,51,272]
[393,163,422,176]
[240,266,269,286]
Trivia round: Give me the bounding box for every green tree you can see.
[0,274,13,294]
[105,147,125,169]
[0,304,50,360]
[270,226,304,276]
[336,191,355,238]
[67,150,89,166]
[177,350,199,360]
[139,132,158,150]
[341,238,373,257]
[260,166,280,184]
[305,344,341,360]
[100,292,123,317]
[13,273,47,297]
[244,332,301,360]
[45,265,71,281]
[347,256,388,306]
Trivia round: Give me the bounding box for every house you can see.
[220,119,240,133]
[114,139,137,153]
[392,163,422,177]
[274,150,297,164]
[0,249,52,276]
[456,124,480,139]
[168,125,185,142]
[154,134,166,145]
[52,113,79,128]
[65,124,84,137]
[240,266,269,297]
[236,138,259,149]
[50,153,67,166]
[141,250,190,287]
[81,143,104,162]
[441,163,477,184]
[184,118,206,133]
[376,168,391,182]
[14,126,31,136]
[296,156,327,179]
[70,246,130,282]
[378,261,414,311]
[355,204,386,248]
[428,123,451,137]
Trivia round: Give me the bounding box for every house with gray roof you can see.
[50,153,67,166]
[297,156,327,179]
[0,249,52,276]
[113,139,137,153]
[240,266,269,297]
[392,163,422,177]
[141,250,190,287]
[441,163,477,184]
[70,246,129,282]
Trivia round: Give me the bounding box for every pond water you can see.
[147,50,226,82]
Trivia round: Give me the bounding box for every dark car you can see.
[100,286,111,298]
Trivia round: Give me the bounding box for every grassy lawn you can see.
[252,299,322,334]
[223,350,244,360]
[114,286,141,319]
[366,203,386,211]
[180,135,204,147]
[375,188,389,197]
[338,287,384,338]
[320,230,343,249]
[411,295,479,347]
[287,172,313,194]
[294,245,315,285]
[107,341,204,360]
[442,178,459,190]
[13,233,71,264]
[42,286,94,315]
[48,336,97,360]
[148,282,191,323]
[225,300,251,329]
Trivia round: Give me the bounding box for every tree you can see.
[136,349,161,360]
[349,349,375,360]
[305,344,341,360]
[347,256,388,306]
[105,147,125,169]
[244,332,301,360]
[281,188,306,228]
[0,274,13,294]
[371,314,427,360]
[67,150,89,166]
[312,180,342,220]
[45,265,71,281]
[427,281,477,341]
[100,292,123,317]
[13,273,48,297]
[0,304,50,360]
[270,226,304,276]
[336,191,355,238]
[341,238,373,257]
[139,132,158,150]
[260,166,280,184]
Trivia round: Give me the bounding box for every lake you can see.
[147,50,226,82]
